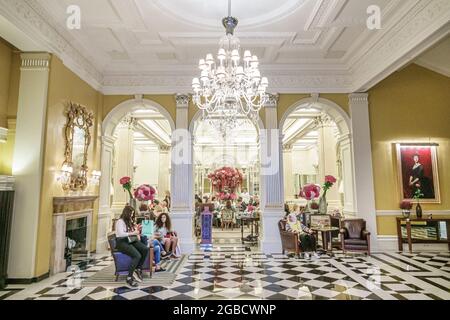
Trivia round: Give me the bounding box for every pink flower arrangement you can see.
[208,167,243,193]
[299,184,321,200]
[119,176,133,199]
[134,184,156,201]
[217,192,237,201]
[247,205,255,212]
[400,200,413,210]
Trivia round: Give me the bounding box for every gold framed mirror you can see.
[62,102,94,191]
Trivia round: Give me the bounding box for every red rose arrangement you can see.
[120,176,133,199]
[322,175,337,196]
[208,167,243,199]
[400,200,413,210]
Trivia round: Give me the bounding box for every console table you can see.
[396,217,450,253]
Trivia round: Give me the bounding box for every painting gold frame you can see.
[62,102,94,191]
[395,143,440,204]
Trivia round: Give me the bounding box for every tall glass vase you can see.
[319,194,327,214]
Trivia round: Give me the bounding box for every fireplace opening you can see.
[65,217,89,269]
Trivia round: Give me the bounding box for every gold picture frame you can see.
[395,143,440,203]
[62,102,94,191]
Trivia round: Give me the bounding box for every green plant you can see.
[413,188,424,200]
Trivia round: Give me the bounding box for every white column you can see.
[317,115,340,208]
[337,134,356,216]
[9,53,50,279]
[349,93,378,251]
[282,144,295,201]
[171,94,195,253]
[260,93,284,253]
[112,119,134,214]
[97,135,116,252]
[158,145,171,196]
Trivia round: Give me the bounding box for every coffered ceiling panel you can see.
[0,0,448,93]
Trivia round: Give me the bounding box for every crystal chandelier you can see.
[192,0,268,135]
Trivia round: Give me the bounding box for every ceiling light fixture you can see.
[192,0,268,136]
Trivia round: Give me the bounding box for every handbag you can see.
[141,220,154,237]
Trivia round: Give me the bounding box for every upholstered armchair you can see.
[340,219,371,256]
[107,233,154,281]
[278,220,302,256]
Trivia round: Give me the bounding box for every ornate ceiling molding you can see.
[0,0,102,90]
[0,0,448,95]
[350,0,450,91]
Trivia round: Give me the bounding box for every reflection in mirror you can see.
[72,125,86,178]
[62,102,94,192]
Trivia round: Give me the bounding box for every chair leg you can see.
[115,274,119,282]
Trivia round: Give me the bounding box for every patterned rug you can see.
[82,255,187,288]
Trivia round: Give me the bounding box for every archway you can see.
[280,97,356,216]
[96,98,175,252]
[189,111,265,245]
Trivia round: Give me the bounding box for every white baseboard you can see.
[376,235,449,252]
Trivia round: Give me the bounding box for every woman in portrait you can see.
[408,154,434,198]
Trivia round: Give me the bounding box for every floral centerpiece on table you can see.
[134,184,156,202]
[399,200,413,218]
[318,175,337,214]
[208,167,243,202]
[120,176,133,199]
[299,184,321,212]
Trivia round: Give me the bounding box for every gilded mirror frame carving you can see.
[62,102,94,191]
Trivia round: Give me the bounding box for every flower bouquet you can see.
[319,175,337,214]
[299,184,321,212]
[119,176,133,200]
[399,200,413,218]
[134,184,156,202]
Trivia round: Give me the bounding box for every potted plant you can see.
[399,200,413,218]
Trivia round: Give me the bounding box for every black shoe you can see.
[155,267,166,273]
[162,251,172,257]
[133,269,143,282]
[126,277,139,288]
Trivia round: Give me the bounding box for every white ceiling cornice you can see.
[0,0,448,94]
[0,0,103,90]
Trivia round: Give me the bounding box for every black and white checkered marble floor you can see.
[1,246,449,300]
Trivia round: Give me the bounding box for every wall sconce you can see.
[57,162,73,190]
[89,170,102,185]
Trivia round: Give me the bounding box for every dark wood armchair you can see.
[278,219,302,256]
[340,219,371,256]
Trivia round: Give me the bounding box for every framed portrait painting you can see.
[395,143,440,203]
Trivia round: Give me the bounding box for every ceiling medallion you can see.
[192,0,268,137]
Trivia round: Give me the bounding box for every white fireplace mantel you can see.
[50,196,97,275]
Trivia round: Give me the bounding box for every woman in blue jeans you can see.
[139,235,166,271]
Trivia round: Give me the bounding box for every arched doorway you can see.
[189,111,264,245]
[96,98,175,252]
[280,97,356,216]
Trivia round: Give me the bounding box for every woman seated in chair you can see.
[115,206,150,287]
[154,213,180,258]
[285,213,318,259]
[221,200,236,230]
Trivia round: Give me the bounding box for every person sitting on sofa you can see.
[154,213,180,258]
[285,213,318,259]
[115,206,149,287]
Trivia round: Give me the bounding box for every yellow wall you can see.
[0,39,20,175]
[369,64,450,235]
[35,56,103,276]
